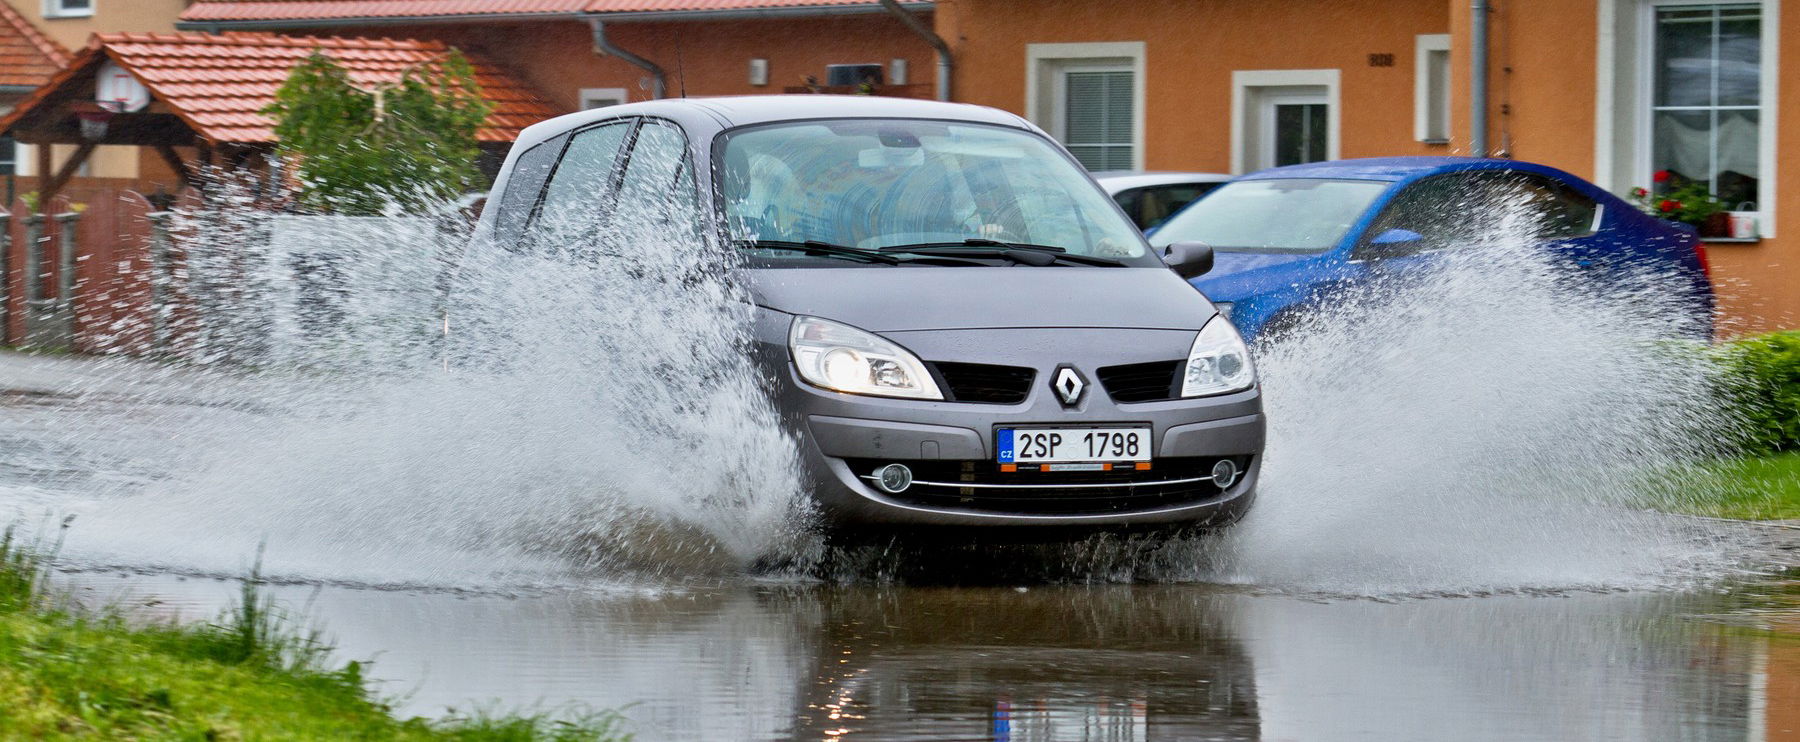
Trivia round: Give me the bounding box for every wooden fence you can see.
[0,187,191,355]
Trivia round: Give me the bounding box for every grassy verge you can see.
[1660,450,1800,521]
[0,529,629,741]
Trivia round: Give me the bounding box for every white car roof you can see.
[1092,171,1234,195]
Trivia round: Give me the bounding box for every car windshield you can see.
[717,119,1153,265]
[1149,178,1391,253]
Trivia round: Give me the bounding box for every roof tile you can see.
[0,4,68,88]
[180,0,913,22]
[3,31,558,143]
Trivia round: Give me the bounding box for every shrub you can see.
[267,50,492,215]
[1720,330,1800,453]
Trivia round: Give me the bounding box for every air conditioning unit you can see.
[826,64,884,86]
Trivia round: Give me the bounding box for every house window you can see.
[44,0,92,18]
[1649,3,1761,209]
[1027,42,1146,171]
[579,88,627,110]
[0,137,15,176]
[1061,66,1135,170]
[1232,70,1340,173]
[1414,34,1451,143]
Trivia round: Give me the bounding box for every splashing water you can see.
[1,176,1753,595]
[1196,197,1741,595]
[32,174,816,587]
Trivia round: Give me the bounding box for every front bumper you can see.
[759,321,1266,529]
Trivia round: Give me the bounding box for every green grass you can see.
[0,528,630,741]
[1661,450,1800,521]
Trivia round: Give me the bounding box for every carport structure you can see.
[0,31,559,351]
[0,30,561,206]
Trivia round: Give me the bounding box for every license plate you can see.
[997,427,1151,464]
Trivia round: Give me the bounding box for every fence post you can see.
[56,211,79,332]
[147,210,171,355]
[0,213,9,345]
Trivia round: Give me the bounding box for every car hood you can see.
[746,266,1214,332]
[1189,250,1337,301]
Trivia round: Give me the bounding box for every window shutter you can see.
[1064,70,1134,171]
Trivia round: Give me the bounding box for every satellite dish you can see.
[95,60,150,113]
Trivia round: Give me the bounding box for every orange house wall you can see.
[937,0,1452,173]
[353,14,937,114]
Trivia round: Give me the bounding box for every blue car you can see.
[1145,157,1715,340]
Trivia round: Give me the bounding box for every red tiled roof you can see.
[181,0,914,23]
[3,31,558,144]
[0,4,70,88]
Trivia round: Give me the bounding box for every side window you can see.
[617,120,699,236]
[1360,173,1478,253]
[1111,188,1148,229]
[492,134,565,245]
[1138,183,1217,230]
[536,120,631,231]
[617,120,690,208]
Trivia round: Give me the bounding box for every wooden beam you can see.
[33,143,50,203]
[37,142,96,207]
[153,145,194,190]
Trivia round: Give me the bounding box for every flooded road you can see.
[58,571,1799,741]
[3,323,1797,742]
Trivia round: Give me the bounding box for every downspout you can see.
[588,17,665,99]
[1470,0,1490,157]
[877,0,951,101]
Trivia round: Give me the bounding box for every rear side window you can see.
[536,120,631,230]
[1494,173,1600,239]
[492,134,564,244]
[1113,182,1219,231]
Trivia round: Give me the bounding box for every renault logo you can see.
[1052,366,1087,406]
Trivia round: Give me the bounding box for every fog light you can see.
[1210,459,1239,489]
[875,463,913,493]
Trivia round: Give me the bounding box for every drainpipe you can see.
[877,0,951,101]
[1470,0,1490,157]
[588,17,665,99]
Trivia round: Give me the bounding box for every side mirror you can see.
[1357,228,1426,259]
[1161,240,1214,279]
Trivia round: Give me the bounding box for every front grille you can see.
[844,457,1248,516]
[1098,360,1184,403]
[930,361,1035,404]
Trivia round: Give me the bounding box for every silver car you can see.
[480,96,1264,534]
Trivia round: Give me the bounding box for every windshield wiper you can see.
[736,239,899,264]
[880,239,1127,267]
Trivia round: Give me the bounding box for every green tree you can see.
[266,50,492,215]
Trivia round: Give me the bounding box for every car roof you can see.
[1092,171,1234,192]
[1237,156,1545,183]
[513,95,1034,150]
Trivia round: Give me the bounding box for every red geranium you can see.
[1653,170,1671,183]
[1631,187,1649,198]
[1658,199,1680,213]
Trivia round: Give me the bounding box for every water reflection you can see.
[65,574,1782,741]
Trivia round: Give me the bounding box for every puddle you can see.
[56,571,1798,741]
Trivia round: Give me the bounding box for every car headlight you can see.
[1182,314,1256,397]
[789,316,943,400]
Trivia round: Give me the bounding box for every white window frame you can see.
[1414,34,1452,143]
[43,0,93,19]
[1596,0,1777,237]
[1025,41,1146,171]
[578,87,628,110]
[1231,69,1341,174]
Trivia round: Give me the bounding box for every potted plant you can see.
[1630,170,1729,237]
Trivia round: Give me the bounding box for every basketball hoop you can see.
[76,102,119,141]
